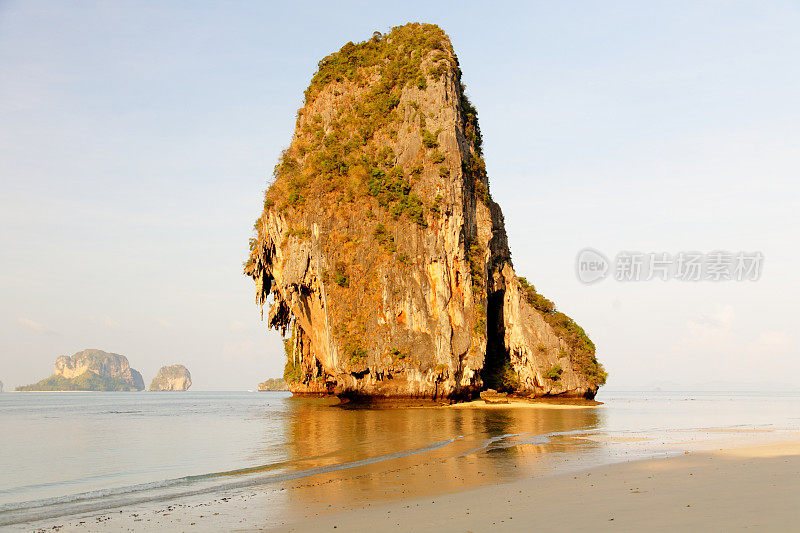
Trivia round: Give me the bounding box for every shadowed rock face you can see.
[149,365,192,391]
[245,23,606,400]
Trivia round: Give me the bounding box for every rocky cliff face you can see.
[258,378,289,391]
[149,365,192,391]
[54,349,145,390]
[245,23,606,401]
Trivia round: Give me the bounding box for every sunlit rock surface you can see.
[149,365,192,391]
[245,24,606,401]
[17,349,145,391]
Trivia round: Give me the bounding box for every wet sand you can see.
[273,440,800,532]
[449,397,603,409]
[24,438,800,531]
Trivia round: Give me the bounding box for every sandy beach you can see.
[21,437,800,532]
[448,398,603,409]
[273,440,800,532]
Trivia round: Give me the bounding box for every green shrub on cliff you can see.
[365,165,427,227]
[282,327,302,383]
[461,88,483,155]
[283,358,302,383]
[347,344,368,365]
[389,347,406,361]
[373,223,396,254]
[472,302,487,337]
[467,239,485,290]
[430,194,443,218]
[304,23,449,103]
[544,365,563,381]
[421,129,440,148]
[451,87,488,202]
[482,358,520,392]
[333,262,349,287]
[518,277,555,314]
[428,62,447,80]
[517,277,607,386]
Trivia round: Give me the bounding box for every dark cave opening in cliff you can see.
[480,289,515,392]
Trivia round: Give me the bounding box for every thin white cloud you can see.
[690,305,735,329]
[157,319,174,329]
[682,305,736,348]
[678,307,797,380]
[228,320,247,333]
[86,315,121,329]
[17,317,50,333]
[746,331,794,357]
[222,339,271,361]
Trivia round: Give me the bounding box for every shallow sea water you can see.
[1,389,799,527]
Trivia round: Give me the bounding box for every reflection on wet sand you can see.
[263,397,604,518]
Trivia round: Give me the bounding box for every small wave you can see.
[454,428,607,458]
[0,437,458,526]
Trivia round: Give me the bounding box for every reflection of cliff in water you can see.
[273,398,603,511]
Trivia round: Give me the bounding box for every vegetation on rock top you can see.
[258,378,288,391]
[253,23,459,228]
[518,277,607,386]
[16,371,140,392]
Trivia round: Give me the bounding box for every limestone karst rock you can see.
[257,378,289,391]
[17,349,145,391]
[245,23,606,401]
[149,365,192,391]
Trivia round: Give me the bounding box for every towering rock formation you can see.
[245,23,606,401]
[149,364,192,391]
[17,349,145,391]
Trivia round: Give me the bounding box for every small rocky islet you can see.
[16,349,191,392]
[257,378,289,391]
[245,23,606,402]
[149,365,192,391]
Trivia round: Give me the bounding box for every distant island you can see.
[149,364,192,391]
[258,378,288,391]
[16,349,145,391]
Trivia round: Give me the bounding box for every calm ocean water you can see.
[1,390,799,526]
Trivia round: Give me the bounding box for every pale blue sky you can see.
[1,1,798,390]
